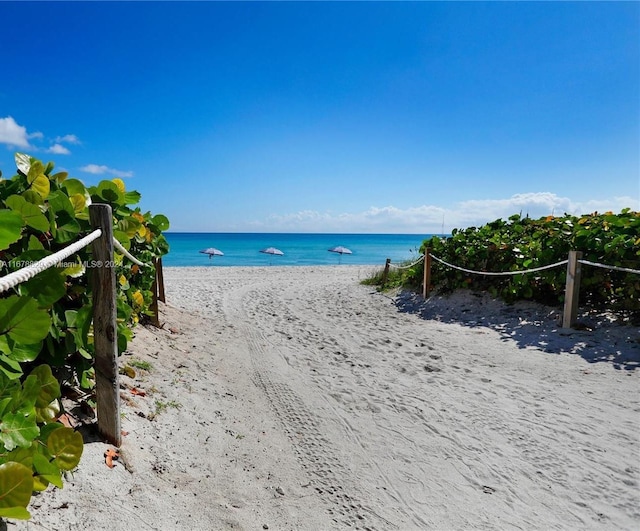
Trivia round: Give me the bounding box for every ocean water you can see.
[162,233,435,267]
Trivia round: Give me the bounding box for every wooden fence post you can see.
[381,258,391,288]
[156,257,166,303]
[89,204,121,447]
[562,250,583,329]
[422,248,432,298]
[150,258,160,328]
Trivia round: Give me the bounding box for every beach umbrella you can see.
[328,246,352,263]
[260,247,284,264]
[199,248,224,260]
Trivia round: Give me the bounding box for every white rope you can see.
[429,254,569,276]
[112,237,148,267]
[578,259,640,275]
[389,254,425,270]
[0,229,103,294]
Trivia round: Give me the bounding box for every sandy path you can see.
[162,266,639,530]
[7,265,639,531]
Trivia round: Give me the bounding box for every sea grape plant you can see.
[0,153,169,518]
[372,211,639,313]
[0,365,83,519]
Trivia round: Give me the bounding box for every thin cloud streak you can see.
[246,193,638,234]
[47,144,71,155]
[55,134,81,145]
[80,164,134,178]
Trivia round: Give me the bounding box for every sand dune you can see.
[9,266,639,530]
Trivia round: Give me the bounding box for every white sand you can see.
[8,266,640,530]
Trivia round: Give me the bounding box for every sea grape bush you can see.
[387,211,639,312]
[0,153,169,518]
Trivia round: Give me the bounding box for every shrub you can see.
[0,153,169,518]
[369,211,640,313]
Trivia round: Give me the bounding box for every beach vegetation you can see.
[0,153,169,518]
[369,210,640,314]
[128,359,153,372]
[152,399,182,418]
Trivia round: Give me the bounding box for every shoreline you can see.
[10,266,640,530]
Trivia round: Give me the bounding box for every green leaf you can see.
[27,160,44,183]
[53,210,81,243]
[27,234,45,250]
[0,506,31,520]
[0,462,33,519]
[0,209,25,250]
[47,189,75,217]
[30,365,60,410]
[3,447,34,470]
[47,427,83,470]
[16,375,39,413]
[61,257,86,278]
[7,340,42,364]
[124,190,141,205]
[0,411,39,450]
[69,193,86,213]
[113,229,131,249]
[69,305,93,352]
[21,190,44,206]
[51,171,68,183]
[0,354,23,380]
[36,399,60,424]
[21,267,67,308]
[29,174,50,200]
[151,214,170,231]
[32,452,63,489]
[93,180,124,205]
[116,217,141,238]
[27,161,50,199]
[62,178,87,196]
[0,296,51,344]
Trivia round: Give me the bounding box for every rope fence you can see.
[577,259,640,275]
[0,229,103,294]
[388,254,425,270]
[0,204,165,446]
[429,255,569,276]
[381,248,639,330]
[113,237,149,268]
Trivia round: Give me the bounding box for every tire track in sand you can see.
[222,283,395,530]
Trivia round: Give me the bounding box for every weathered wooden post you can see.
[381,258,391,288]
[156,257,166,303]
[562,250,583,329]
[89,204,121,447]
[422,248,432,298]
[150,263,161,328]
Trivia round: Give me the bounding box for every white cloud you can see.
[245,193,638,234]
[0,117,80,155]
[0,116,33,149]
[80,163,133,178]
[47,143,71,155]
[55,134,81,144]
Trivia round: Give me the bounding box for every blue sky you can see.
[0,1,638,234]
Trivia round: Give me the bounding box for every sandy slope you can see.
[6,266,640,531]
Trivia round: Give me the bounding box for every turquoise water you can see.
[163,233,435,267]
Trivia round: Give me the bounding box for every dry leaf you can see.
[104,448,120,468]
[130,387,146,397]
[57,413,74,428]
[120,365,136,378]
